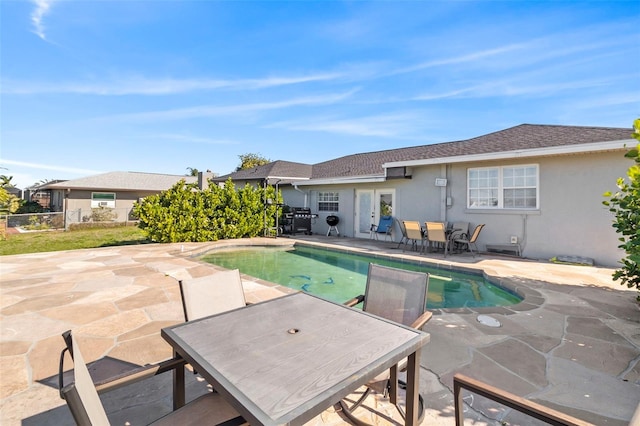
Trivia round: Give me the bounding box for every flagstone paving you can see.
[0,236,638,425]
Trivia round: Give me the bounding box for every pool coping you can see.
[188,238,543,316]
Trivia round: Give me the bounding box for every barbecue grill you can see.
[285,207,318,235]
[326,215,340,236]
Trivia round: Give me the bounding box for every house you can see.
[44,171,196,224]
[24,180,68,209]
[212,160,313,208]
[224,124,634,266]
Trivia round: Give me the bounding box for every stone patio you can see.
[0,236,638,425]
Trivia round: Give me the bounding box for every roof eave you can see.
[295,175,386,186]
[383,139,634,169]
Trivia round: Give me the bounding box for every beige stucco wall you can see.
[60,190,160,223]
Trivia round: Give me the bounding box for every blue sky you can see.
[1,1,638,189]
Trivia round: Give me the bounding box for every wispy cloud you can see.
[148,134,239,145]
[103,90,358,122]
[391,44,529,75]
[3,73,344,95]
[0,158,102,175]
[413,75,624,102]
[30,0,55,41]
[268,111,427,139]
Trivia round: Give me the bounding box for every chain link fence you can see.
[4,212,65,231]
[4,207,138,232]
[65,207,138,227]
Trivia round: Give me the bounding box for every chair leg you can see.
[337,385,425,426]
[397,237,405,249]
[337,388,374,426]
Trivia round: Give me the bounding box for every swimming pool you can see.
[201,245,522,309]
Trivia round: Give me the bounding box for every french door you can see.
[354,189,395,239]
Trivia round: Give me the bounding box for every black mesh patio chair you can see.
[340,263,432,425]
[454,223,485,257]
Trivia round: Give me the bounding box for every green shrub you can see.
[604,118,640,299]
[69,222,137,231]
[24,215,50,230]
[84,207,118,222]
[16,201,45,214]
[133,178,281,243]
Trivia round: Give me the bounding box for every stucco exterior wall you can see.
[302,185,355,237]
[57,190,159,223]
[438,150,627,266]
[296,149,630,267]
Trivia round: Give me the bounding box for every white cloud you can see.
[30,0,55,41]
[0,158,102,175]
[3,73,344,96]
[391,43,529,75]
[268,112,427,139]
[149,134,239,145]
[103,90,358,122]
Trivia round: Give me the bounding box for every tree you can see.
[186,167,199,176]
[0,175,20,214]
[603,118,640,299]
[31,178,53,187]
[0,175,15,188]
[236,153,271,171]
[0,188,20,214]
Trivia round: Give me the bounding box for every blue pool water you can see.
[201,245,522,309]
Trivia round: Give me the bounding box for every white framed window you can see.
[91,192,116,208]
[468,165,538,209]
[318,192,339,212]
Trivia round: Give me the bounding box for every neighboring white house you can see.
[223,124,634,267]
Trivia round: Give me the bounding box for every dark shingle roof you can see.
[214,160,312,183]
[311,124,632,179]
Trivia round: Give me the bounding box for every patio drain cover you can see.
[477,315,501,328]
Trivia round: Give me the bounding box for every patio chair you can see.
[58,330,245,426]
[454,224,485,257]
[449,221,469,240]
[395,218,408,248]
[453,374,593,425]
[340,263,432,425]
[448,221,469,253]
[370,215,394,241]
[402,220,426,253]
[179,269,247,321]
[424,221,452,257]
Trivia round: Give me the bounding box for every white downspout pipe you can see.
[293,184,309,208]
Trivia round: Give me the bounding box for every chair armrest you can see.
[410,311,433,330]
[94,357,186,393]
[59,329,187,397]
[58,346,70,399]
[344,295,365,307]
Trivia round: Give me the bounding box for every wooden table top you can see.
[162,292,430,425]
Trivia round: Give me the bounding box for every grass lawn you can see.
[0,226,149,256]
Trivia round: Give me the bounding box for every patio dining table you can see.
[161,292,430,426]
